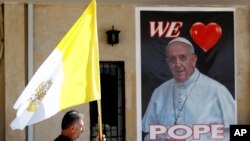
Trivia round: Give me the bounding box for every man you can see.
[142,37,235,140]
[54,110,105,141]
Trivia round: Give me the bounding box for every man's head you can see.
[165,37,197,82]
[61,110,84,140]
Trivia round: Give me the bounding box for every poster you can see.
[136,7,236,140]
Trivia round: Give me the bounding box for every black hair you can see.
[61,110,84,130]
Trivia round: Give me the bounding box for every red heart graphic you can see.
[190,22,222,52]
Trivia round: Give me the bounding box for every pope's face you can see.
[166,42,197,82]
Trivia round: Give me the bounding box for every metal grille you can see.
[90,61,125,141]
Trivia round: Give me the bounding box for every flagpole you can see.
[97,99,103,140]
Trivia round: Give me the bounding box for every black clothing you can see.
[54,135,73,141]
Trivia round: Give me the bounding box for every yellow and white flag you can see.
[10,0,100,130]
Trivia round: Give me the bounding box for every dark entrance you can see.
[90,61,125,141]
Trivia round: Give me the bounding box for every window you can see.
[90,61,125,141]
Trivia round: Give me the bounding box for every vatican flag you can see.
[10,0,100,130]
